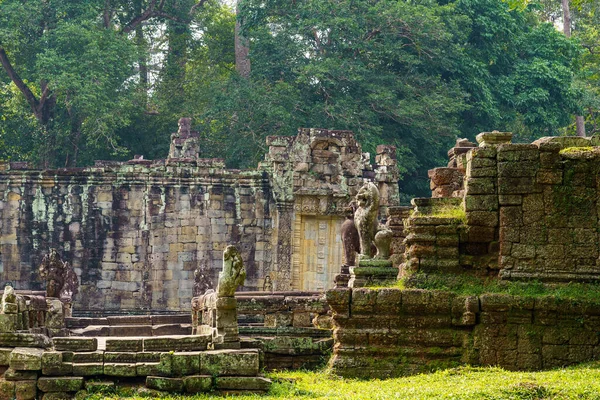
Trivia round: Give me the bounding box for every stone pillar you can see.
[274,203,294,291]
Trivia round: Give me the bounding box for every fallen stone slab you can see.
[10,347,44,370]
[146,376,184,392]
[37,377,83,393]
[53,337,97,352]
[0,333,51,348]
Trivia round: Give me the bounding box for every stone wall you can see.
[328,287,600,378]
[403,133,600,282]
[0,121,399,313]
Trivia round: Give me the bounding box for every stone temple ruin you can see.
[4,124,600,396]
[0,119,398,313]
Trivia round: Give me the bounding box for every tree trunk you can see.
[235,1,251,78]
[562,0,586,136]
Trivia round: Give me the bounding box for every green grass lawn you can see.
[85,362,600,399]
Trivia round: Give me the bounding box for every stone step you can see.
[71,324,191,337]
[66,314,191,329]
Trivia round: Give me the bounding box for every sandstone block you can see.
[4,368,38,381]
[215,376,271,392]
[183,375,213,393]
[38,377,83,393]
[72,351,103,363]
[146,376,184,392]
[104,352,137,363]
[15,379,37,400]
[200,350,259,376]
[172,352,201,376]
[143,335,210,352]
[72,363,103,376]
[10,347,43,370]
[105,338,142,352]
[53,337,97,352]
[136,362,161,376]
[0,379,15,399]
[104,363,137,377]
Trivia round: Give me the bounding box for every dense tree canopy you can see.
[0,0,595,199]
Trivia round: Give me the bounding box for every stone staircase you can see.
[66,314,192,337]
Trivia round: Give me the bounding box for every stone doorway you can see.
[294,216,343,291]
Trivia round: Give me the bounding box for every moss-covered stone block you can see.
[103,352,136,363]
[183,375,212,393]
[104,362,137,377]
[172,352,201,376]
[15,379,37,400]
[71,363,103,376]
[42,351,72,376]
[38,377,83,393]
[10,347,43,370]
[145,376,184,393]
[200,349,259,376]
[72,351,103,364]
[104,338,142,352]
[136,362,161,377]
[53,338,97,352]
[0,378,15,399]
[214,376,271,392]
[40,392,74,400]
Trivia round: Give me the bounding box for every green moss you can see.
[559,146,594,154]
[398,272,600,303]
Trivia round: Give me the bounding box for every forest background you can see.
[0,0,598,200]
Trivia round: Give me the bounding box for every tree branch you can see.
[0,47,43,121]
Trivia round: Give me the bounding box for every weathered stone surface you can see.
[104,362,137,377]
[146,376,184,392]
[4,368,38,381]
[15,380,37,400]
[104,352,136,363]
[42,351,73,376]
[72,351,103,363]
[143,335,210,352]
[105,338,142,352]
[172,352,201,376]
[0,378,15,398]
[10,347,44,370]
[84,380,115,392]
[41,392,73,400]
[38,377,83,393]
[183,375,213,393]
[214,376,271,392]
[0,333,52,348]
[200,350,259,376]
[71,363,103,376]
[53,337,97,352]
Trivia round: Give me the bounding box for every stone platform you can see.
[0,334,271,399]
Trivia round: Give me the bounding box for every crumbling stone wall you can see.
[403,133,600,282]
[0,123,399,312]
[328,287,600,378]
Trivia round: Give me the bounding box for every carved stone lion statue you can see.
[354,182,380,259]
[216,245,246,297]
